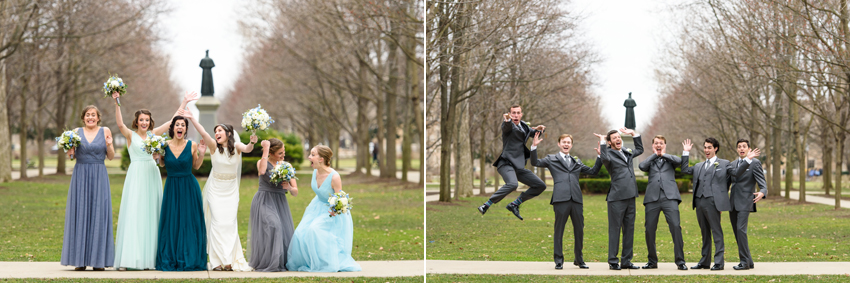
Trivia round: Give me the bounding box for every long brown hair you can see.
[131,109,154,130]
[214,124,236,156]
[80,105,102,126]
[315,145,333,167]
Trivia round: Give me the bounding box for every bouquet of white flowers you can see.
[55,130,82,160]
[241,104,274,133]
[327,191,353,217]
[103,75,127,106]
[141,132,170,155]
[269,161,297,187]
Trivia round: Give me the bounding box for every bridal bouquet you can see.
[328,191,353,217]
[141,132,170,155]
[269,161,298,186]
[55,130,82,160]
[102,75,127,106]
[241,104,274,133]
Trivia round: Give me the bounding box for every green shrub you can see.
[579,158,609,179]
[239,130,303,169]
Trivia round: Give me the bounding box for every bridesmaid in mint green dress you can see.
[111,92,196,270]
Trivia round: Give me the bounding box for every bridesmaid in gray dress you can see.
[248,138,298,272]
[60,105,116,271]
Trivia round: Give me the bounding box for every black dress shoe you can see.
[750,263,754,269]
[609,263,621,270]
[710,264,724,270]
[574,262,589,269]
[505,203,523,220]
[691,264,710,269]
[477,204,489,215]
[677,264,688,270]
[555,263,563,270]
[621,264,640,269]
[733,263,749,270]
[642,263,657,269]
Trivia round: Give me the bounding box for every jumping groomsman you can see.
[594,128,643,270]
[529,132,602,270]
[680,138,759,270]
[728,139,767,270]
[478,104,547,220]
[638,135,687,270]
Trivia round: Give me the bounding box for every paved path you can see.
[0,261,424,279]
[426,260,850,276]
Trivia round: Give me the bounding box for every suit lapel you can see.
[555,154,571,171]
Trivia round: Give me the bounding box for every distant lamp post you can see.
[196,50,220,143]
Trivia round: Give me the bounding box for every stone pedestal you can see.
[195,95,220,142]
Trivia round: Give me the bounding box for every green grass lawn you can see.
[0,173,423,262]
[427,192,850,263]
[427,274,849,282]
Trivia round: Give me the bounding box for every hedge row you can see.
[578,178,692,194]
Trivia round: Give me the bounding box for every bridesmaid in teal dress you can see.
[286,145,361,272]
[111,92,197,270]
[155,115,208,271]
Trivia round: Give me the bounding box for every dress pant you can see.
[695,196,724,267]
[553,200,583,264]
[607,197,636,265]
[488,162,546,204]
[730,208,753,267]
[645,193,685,265]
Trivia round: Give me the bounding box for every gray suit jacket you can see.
[681,156,750,211]
[530,149,603,204]
[599,135,644,202]
[492,120,540,170]
[729,158,768,212]
[638,153,683,204]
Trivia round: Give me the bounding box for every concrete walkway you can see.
[426,260,850,276]
[0,261,424,279]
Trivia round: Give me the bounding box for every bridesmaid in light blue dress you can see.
[111,92,196,270]
[60,106,116,271]
[286,145,361,272]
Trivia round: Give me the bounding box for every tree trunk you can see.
[375,94,385,177]
[438,0,455,202]
[384,23,399,179]
[401,96,411,182]
[823,128,833,195]
[791,100,805,202]
[0,60,11,182]
[479,126,487,195]
[836,133,845,209]
[771,107,782,198]
[18,70,29,179]
[356,60,370,175]
[455,99,473,198]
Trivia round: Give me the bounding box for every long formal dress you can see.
[114,131,163,270]
[60,127,115,268]
[286,169,361,272]
[248,161,296,272]
[155,140,207,271]
[204,149,252,271]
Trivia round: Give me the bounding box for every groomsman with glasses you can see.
[594,128,643,270]
[529,132,602,270]
[728,139,767,270]
[638,135,687,270]
[478,104,547,220]
[680,138,759,271]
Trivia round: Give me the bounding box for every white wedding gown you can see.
[203,144,252,271]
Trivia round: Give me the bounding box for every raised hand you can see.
[682,139,693,152]
[532,132,543,146]
[747,148,761,159]
[183,91,200,103]
[198,139,207,156]
[261,140,270,149]
[503,113,511,121]
[112,92,120,100]
[249,134,258,144]
[595,142,601,156]
[619,127,635,136]
[593,133,606,142]
[182,108,194,120]
[534,125,546,132]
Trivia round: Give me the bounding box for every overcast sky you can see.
[569,0,678,130]
[158,0,248,114]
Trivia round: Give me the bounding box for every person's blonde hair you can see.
[653,135,667,144]
[314,145,333,167]
[558,134,573,143]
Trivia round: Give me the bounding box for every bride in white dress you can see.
[184,110,258,271]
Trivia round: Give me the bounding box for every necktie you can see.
[704,160,711,170]
[565,155,572,167]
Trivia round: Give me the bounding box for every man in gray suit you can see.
[680,138,759,270]
[478,104,547,220]
[529,132,602,270]
[594,128,643,270]
[638,135,687,270]
[729,138,767,270]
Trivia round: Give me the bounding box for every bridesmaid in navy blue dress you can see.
[155,115,209,271]
[60,106,116,271]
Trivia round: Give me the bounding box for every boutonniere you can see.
[525,121,531,127]
[713,161,719,168]
[626,148,633,154]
